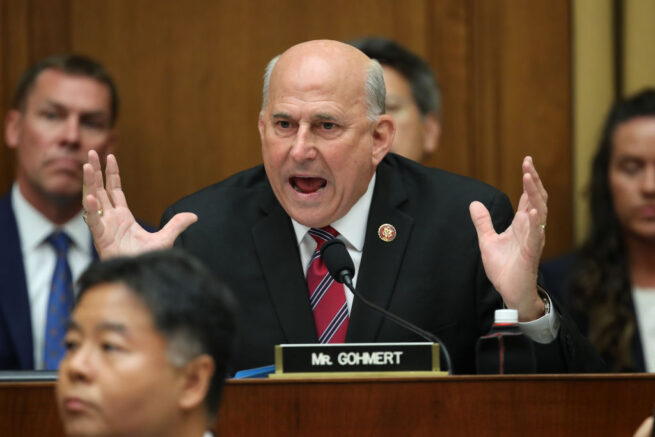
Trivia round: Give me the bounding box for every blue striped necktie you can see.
[43,231,74,370]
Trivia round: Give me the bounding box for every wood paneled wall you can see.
[0,0,573,258]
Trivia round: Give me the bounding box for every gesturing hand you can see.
[83,150,198,259]
[469,156,547,321]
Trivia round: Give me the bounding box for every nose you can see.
[61,345,94,383]
[642,165,655,196]
[60,116,81,147]
[289,124,317,162]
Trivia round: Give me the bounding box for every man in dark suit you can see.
[83,40,603,373]
[0,54,117,370]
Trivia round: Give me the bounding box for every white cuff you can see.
[517,293,560,344]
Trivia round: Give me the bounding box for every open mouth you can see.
[290,176,327,194]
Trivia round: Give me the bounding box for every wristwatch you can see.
[537,286,551,315]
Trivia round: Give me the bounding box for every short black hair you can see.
[77,249,237,419]
[12,53,119,126]
[348,36,441,117]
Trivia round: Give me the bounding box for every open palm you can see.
[469,157,547,320]
[83,151,197,259]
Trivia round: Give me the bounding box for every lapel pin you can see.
[377,224,396,242]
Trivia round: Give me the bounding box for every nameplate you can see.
[271,342,444,378]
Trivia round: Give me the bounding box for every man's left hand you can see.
[469,156,547,322]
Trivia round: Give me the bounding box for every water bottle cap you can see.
[494,309,518,324]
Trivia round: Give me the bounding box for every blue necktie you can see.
[43,231,74,370]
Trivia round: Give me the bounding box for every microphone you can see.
[320,238,453,374]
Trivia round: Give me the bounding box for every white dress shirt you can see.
[290,174,558,343]
[632,287,655,372]
[12,183,94,369]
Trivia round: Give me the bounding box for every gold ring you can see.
[540,223,546,231]
[98,209,104,218]
[82,210,88,222]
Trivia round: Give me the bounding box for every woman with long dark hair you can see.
[542,89,655,372]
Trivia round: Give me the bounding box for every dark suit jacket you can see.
[0,190,141,370]
[163,154,604,374]
[541,253,645,371]
[0,191,34,369]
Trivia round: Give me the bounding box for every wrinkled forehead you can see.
[268,43,370,108]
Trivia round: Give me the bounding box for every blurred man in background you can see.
[349,36,441,164]
[1,54,117,370]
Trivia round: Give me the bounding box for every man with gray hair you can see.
[82,40,603,374]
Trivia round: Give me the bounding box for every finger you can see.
[82,163,94,212]
[84,194,105,237]
[88,152,113,210]
[522,156,548,203]
[516,191,530,214]
[105,154,128,207]
[84,151,102,198]
[469,201,495,241]
[523,172,548,226]
[157,213,199,246]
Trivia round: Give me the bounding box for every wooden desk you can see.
[1,374,653,436]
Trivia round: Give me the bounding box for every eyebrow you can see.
[315,113,338,122]
[65,319,128,335]
[43,99,110,118]
[272,112,292,119]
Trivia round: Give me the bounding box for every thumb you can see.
[159,212,198,244]
[469,201,494,241]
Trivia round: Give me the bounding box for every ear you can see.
[422,114,441,156]
[178,354,215,412]
[5,110,23,149]
[371,114,395,166]
[258,112,265,142]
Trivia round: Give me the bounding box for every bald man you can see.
[82,40,603,374]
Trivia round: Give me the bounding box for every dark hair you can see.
[348,36,441,117]
[12,53,119,126]
[571,88,655,371]
[77,249,237,418]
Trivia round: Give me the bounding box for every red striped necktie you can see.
[306,226,349,343]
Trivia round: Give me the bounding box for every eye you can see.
[40,110,61,120]
[321,122,336,130]
[385,103,401,113]
[101,342,121,352]
[81,117,109,130]
[276,120,291,129]
[64,338,79,352]
[618,159,642,175]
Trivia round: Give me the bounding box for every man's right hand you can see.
[83,150,198,259]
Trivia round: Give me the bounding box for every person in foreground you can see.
[542,89,655,372]
[633,415,654,437]
[348,36,441,164]
[82,40,603,374]
[56,249,236,437]
[1,54,117,370]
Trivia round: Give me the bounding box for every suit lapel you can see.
[251,186,318,343]
[347,160,414,342]
[0,192,34,369]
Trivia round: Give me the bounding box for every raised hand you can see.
[83,150,198,259]
[469,156,547,321]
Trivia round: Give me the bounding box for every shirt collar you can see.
[12,183,92,253]
[291,173,375,251]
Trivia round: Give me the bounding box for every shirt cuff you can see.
[517,293,560,344]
